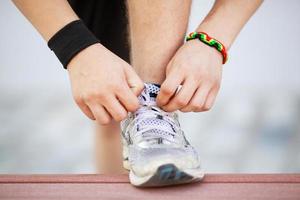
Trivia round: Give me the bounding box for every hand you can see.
[67,43,144,124]
[157,40,223,112]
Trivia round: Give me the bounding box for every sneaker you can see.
[121,83,204,187]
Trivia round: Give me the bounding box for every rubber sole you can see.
[122,137,204,187]
[129,163,204,187]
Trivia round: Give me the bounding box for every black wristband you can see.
[48,20,100,69]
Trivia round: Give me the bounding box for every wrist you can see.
[186,31,228,64]
[66,43,106,72]
[196,28,232,50]
[48,20,100,69]
[195,4,237,50]
[186,39,223,64]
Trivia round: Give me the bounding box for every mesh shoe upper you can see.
[121,83,201,176]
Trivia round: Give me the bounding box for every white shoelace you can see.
[125,86,183,145]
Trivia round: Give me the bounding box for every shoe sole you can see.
[129,163,204,187]
[122,136,204,187]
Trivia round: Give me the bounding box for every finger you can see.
[87,102,112,125]
[203,87,219,111]
[162,79,198,112]
[157,69,184,107]
[74,98,96,120]
[103,96,128,122]
[124,65,144,96]
[116,85,140,112]
[180,85,210,112]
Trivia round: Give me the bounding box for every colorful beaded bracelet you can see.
[186,31,228,64]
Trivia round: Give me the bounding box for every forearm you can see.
[13,0,79,41]
[197,0,263,49]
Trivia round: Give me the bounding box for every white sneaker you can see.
[121,83,204,187]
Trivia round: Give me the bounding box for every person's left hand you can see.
[156,39,223,112]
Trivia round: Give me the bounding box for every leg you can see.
[95,122,127,174]
[123,0,204,187]
[92,1,130,174]
[127,0,192,84]
[95,0,192,174]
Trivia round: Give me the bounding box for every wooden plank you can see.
[1,174,300,183]
[0,174,300,200]
[0,174,129,184]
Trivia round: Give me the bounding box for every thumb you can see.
[124,65,144,96]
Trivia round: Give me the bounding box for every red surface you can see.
[1,174,300,200]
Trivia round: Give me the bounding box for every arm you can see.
[13,0,78,41]
[157,0,263,112]
[13,0,144,124]
[197,0,263,49]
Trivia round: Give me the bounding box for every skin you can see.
[157,0,264,112]
[94,121,125,174]
[67,43,143,124]
[13,0,144,125]
[13,0,262,174]
[127,0,192,84]
[13,0,142,174]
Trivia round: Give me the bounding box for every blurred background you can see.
[0,0,299,174]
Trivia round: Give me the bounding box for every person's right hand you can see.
[67,43,144,125]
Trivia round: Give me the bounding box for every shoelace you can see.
[128,106,182,145]
[125,88,183,145]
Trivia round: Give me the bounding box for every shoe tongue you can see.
[138,83,161,105]
[137,83,176,145]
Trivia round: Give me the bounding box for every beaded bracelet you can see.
[186,31,228,64]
